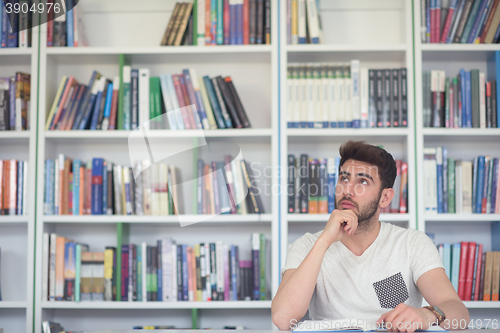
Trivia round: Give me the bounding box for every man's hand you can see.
[376,303,438,333]
[317,209,358,247]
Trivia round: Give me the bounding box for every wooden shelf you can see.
[46,45,273,56]
[41,300,272,310]
[43,214,273,224]
[0,301,27,308]
[424,214,500,222]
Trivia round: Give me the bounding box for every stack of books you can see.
[46,0,89,47]
[287,62,408,129]
[160,1,271,46]
[0,73,31,131]
[286,0,323,44]
[422,0,500,44]
[287,154,408,214]
[45,68,251,131]
[422,69,499,128]
[423,147,500,214]
[0,159,28,215]
[437,242,500,301]
[42,233,270,302]
[0,0,33,48]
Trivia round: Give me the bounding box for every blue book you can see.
[252,247,260,300]
[236,2,243,44]
[442,147,448,213]
[103,81,113,119]
[1,0,7,48]
[472,157,478,211]
[229,1,236,45]
[156,240,162,302]
[491,158,499,213]
[66,0,74,47]
[460,69,467,128]
[475,156,485,213]
[7,0,18,48]
[230,245,238,300]
[493,23,500,43]
[176,244,183,301]
[203,76,226,128]
[451,243,461,292]
[496,51,500,126]
[471,243,480,299]
[46,159,56,215]
[90,79,105,130]
[426,0,431,43]
[465,70,472,128]
[44,160,51,215]
[91,158,104,215]
[16,161,23,215]
[327,158,336,213]
[0,0,2,47]
[72,159,80,215]
[443,243,451,280]
[73,71,101,130]
[182,69,206,129]
[446,0,465,43]
[102,160,107,215]
[179,74,203,129]
[467,0,490,43]
[182,244,188,301]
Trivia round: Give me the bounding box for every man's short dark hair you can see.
[338,140,397,190]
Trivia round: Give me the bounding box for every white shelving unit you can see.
[0,25,39,333]
[33,0,279,332]
[413,0,500,317]
[279,0,416,265]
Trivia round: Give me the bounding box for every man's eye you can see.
[340,176,348,181]
[360,179,368,185]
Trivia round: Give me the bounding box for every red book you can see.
[205,0,212,45]
[399,162,408,213]
[473,244,484,300]
[47,1,54,47]
[464,241,477,301]
[441,3,457,42]
[108,79,120,130]
[86,166,92,214]
[435,7,441,43]
[172,74,193,129]
[3,160,17,215]
[430,5,436,43]
[179,75,198,129]
[243,0,250,44]
[0,161,3,214]
[50,76,77,130]
[458,242,469,300]
[223,0,230,44]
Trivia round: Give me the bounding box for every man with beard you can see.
[272,141,469,332]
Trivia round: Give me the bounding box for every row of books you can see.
[287,155,409,214]
[0,160,28,215]
[286,0,323,44]
[43,156,182,216]
[287,62,408,129]
[195,157,264,215]
[161,0,271,46]
[46,0,89,47]
[42,321,66,333]
[423,69,499,128]
[42,233,270,302]
[438,242,500,301]
[422,0,500,44]
[423,148,500,214]
[0,0,33,48]
[45,68,251,131]
[0,73,31,131]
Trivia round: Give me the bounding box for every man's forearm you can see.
[272,238,331,330]
[435,300,470,329]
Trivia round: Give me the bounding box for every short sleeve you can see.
[281,233,316,278]
[409,231,445,284]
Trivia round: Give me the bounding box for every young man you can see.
[272,141,469,332]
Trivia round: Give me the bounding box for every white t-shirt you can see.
[281,222,444,321]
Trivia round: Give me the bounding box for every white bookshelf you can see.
[33,0,279,332]
[279,0,416,265]
[413,0,500,321]
[0,21,39,332]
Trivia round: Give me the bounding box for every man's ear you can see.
[379,188,394,208]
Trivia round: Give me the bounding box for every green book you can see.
[75,243,89,302]
[259,233,266,300]
[444,78,450,127]
[460,0,482,43]
[122,65,132,130]
[448,158,456,214]
[116,223,129,302]
[470,69,480,128]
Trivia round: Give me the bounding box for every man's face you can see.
[335,159,383,229]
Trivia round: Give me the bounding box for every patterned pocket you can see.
[372,272,409,309]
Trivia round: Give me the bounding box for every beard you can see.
[336,191,382,231]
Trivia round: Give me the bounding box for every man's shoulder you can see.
[290,230,323,250]
[381,222,433,243]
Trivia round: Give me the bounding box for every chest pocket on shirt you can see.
[372,272,409,309]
